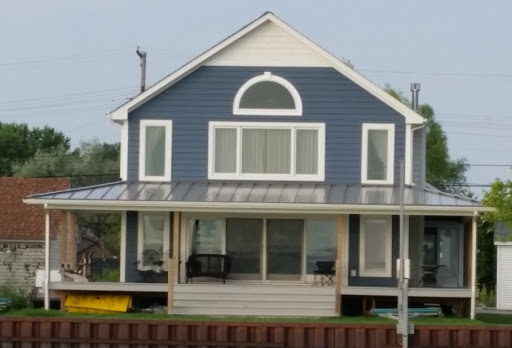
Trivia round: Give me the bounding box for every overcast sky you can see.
[1,1,511,197]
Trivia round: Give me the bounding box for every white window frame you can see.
[361,123,395,185]
[233,72,303,116]
[139,119,172,182]
[137,212,170,271]
[208,121,325,181]
[359,215,392,277]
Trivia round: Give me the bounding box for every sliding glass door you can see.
[267,219,303,280]
[187,216,335,282]
[226,219,263,279]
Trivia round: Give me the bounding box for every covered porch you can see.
[25,181,490,317]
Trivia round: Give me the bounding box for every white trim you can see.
[120,121,128,181]
[208,121,325,181]
[359,215,392,277]
[24,198,492,216]
[108,13,425,125]
[138,119,172,182]
[405,124,412,186]
[470,211,477,319]
[361,123,395,185]
[44,209,50,310]
[137,212,170,271]
[120,211,127,282]
[494,242,512,246]
[233,72,302,116]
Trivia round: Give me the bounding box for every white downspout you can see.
[470,211,478,319]
[44,204,50,310]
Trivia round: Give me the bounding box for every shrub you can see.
[478,285,496,307]
[0,284,29,311]
[95,268,120,282]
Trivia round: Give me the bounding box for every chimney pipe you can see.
[136,46,147,93]
[411,83,420,111]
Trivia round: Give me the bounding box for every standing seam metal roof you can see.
[28,181,483,207]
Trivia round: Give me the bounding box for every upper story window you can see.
[361,123,395,185]
[233,72,303,116]
[208,121,325,181]
[139,119,172,181]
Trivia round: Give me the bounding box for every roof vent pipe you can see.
[411,83,420,111]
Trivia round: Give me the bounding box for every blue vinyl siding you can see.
[128,66,406,183]
[348,214,399,287]
[125,211,138,282]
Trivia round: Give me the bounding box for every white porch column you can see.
[44,206,50,310]
[470,211,478,319]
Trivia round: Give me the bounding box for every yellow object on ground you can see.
[65,294,132,313]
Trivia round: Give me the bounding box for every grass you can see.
[3,309,512,326]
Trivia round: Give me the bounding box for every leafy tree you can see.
[478,178,512,291]
[0,123,70,175]
[384,86,470,196]
[14,140,120,188]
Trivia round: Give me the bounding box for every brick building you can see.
[0,177,69,292]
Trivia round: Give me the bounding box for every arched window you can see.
[233,72,302,116]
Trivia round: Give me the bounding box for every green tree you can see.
[0,123,70,175]
[384,86,470,196]
[14,140,120,188]
[479,178,512,291]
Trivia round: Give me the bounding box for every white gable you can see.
[205,21,330,67]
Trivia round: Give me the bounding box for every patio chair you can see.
[313,261,335,286]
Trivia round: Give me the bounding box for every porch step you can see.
[172,284,336,317]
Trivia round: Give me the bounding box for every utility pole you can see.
[397,83,420,347]
[397,160,410,347]
[136,46,147,93]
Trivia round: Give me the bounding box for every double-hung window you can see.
[359,216,392,277]
[209,122,325,181]
[139,119,172,181]
[361,123,394,184]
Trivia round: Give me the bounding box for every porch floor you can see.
[341,286,471,298]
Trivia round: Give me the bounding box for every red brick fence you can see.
[1,317,512,347]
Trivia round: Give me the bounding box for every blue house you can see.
[26,12,489,317]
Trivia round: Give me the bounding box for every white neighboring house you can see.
[495,223,512,310]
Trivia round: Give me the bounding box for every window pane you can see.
[215,128,237,173]
[241,129,291,174]
[306,219,337,273]
[190,219,223,254]
[267,219,303,280]
[145,126,166,177]
[367,129,388,180]
[240,81,295,109]
[363,219,387,272]
[266,129,290,173]
[296,130,318,174]
[226,219,262,279]
[142,215,165,266]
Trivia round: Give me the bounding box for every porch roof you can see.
[24,181,491,216]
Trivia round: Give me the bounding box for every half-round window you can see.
[233,72,302,116]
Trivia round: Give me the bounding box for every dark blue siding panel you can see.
[348,215,399,287]
[128,66,407,183]
[125,211,138,282]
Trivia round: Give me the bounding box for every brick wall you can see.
[0,239,61,293]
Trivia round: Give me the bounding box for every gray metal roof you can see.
[29,181,482,207]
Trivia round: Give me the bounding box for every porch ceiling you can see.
[24,181,490,216]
